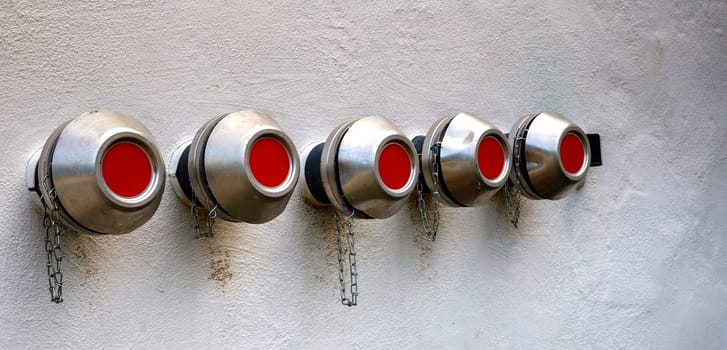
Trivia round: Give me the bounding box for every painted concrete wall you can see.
[1,1,725,349]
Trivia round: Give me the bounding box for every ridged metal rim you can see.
[320,120,356,217]
[243,129,300,199]
[508,114,540,199]
[94,133,165,209]
[372,134,419,198]
[35,120,92,233]
[421,116,456,206]
[555,128,591,181]
[188,114,231,219]
[472,128,512,187]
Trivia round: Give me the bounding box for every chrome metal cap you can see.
[420,113,511,207]
[172,110,299,224]
[509,112,591,200]
[27,110,166,234]
[302,116,419,219]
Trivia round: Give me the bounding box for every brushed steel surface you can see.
[34,110,165,234]
[336,116,418,219]
[509,112,591,200]
[187,110,300,224]
[425,113,511,207]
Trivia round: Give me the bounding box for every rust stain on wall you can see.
[209,258,232,287]
[71,235,99,285]
[407,195,433,265]
[206,240,233,288]
[302,203,340,266]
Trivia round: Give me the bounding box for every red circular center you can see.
[378,143,412,190]
[477,136,505,180]
[249,137,291,188]
[560,133,585,174]
[102,142,153,198]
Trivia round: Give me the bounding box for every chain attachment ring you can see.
[333,209,358,307]
[190,192,217,238]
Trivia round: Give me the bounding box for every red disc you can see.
[478,136,505,180]
[249,137,291,188]
[560,133,585,174]
[102,142,153,198]
[378,143,412,190]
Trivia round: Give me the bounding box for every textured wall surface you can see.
[1,1,726,349]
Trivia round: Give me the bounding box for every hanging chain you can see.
[190,192,217,238]
[416,142,441,241]
[41,175,63,303]
[505,134,525,228]
[333,209,358,307]
[504,180,521,228]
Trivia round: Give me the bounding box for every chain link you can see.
[41,176,63,303]
[333,209,358,307]
[191,192,217,238]
[416,142,441,241]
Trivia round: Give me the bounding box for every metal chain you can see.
[41,176,63,303]
[505,135,525,228]
[504,180,521,228]
[333,209,358,307]
[416,142,441,241]
[190,192,217,238]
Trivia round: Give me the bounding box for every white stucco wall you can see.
[1,1,726,349]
